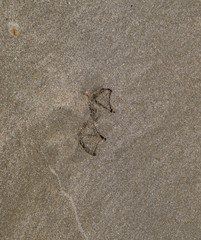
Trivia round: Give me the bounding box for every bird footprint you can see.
[78,88,114,156]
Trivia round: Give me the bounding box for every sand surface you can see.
[1,1,201,239]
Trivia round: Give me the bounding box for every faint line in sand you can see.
[49,166,89,240]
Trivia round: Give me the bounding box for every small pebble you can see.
[8,22,20,37]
